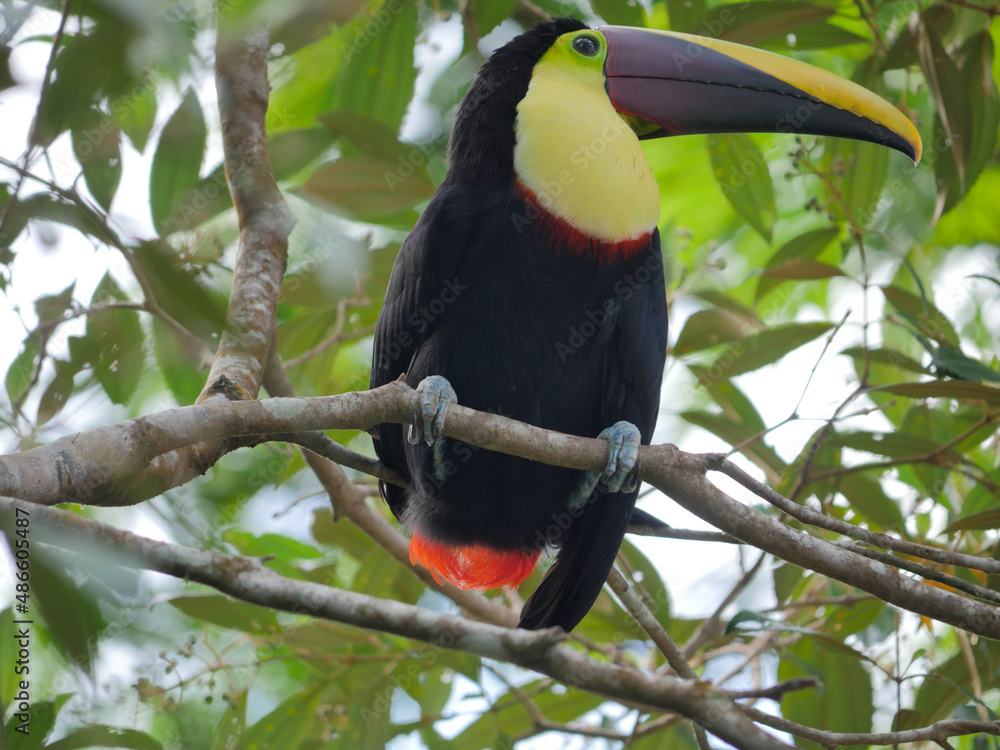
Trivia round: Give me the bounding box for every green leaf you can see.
[271,0,366,55]
[727,611,869,660]
[0,194,109,247]
[470,0,517,36]
[169,595,281,635]
[619,539,671,622]
[789,21,867,50]
[242,683,340,748]
[930,344,1000,383]
[914,640,1000,725]
[332,0,418,133]
[833,430,947,458]
[210,689,246,750]
[944,509,1000,533]
[919,16,973,219]
[707,133,775,241]
[705,321,833,379]
[778,637,874,738]
[0,44,13,92]
[71,108,123,212]
[152,319,204,406]
[86,274,144,405]
[591,0,645,26]
[666,0,706,32]
[762,259,844,280]
[773,562,805,604]
[222,531,322,579]
[875,381,1000,406]
[270,127,336,180]
[5,333,39,406]
[691,373,767,434]
[300,156,434,223]
[37,361,76,425]
[31,547,108,674]
[318,111,415,162]
[838,471,905,531]
[883,285,960,346]
[755,227,839,301]
[898,404,951,501]
[150,88,206,235]
[34,282,76,323]
[821,77,889,228]
[42,725,163,750]
[936,31,1000,217]
[3,694,72,749]
[131,240,225,340]
[839,346,928,375]
[681,409,786,478]
[111,74,158,153]
[31,35,103,146]
[821,598,885,639]
[705,2,834,46]
[673,308,752,356]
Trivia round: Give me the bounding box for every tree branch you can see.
[1,496,791,750]
[4,381,1000,639]
[717,458,1000,576]
[200,21,294,403]
[742,704,1000,747]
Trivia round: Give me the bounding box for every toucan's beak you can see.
[601,26,922,163]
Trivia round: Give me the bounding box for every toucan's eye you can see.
[572,34,600,57]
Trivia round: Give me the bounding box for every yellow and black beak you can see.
[601,26,922,163]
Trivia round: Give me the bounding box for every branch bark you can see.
[3,381,1000,640]
[1,496,789,750]
[201,22,294,403]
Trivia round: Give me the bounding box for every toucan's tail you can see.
[518,491,639,631]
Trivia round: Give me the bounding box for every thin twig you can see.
[837,541,1000,606]
[957,629,990,723]
[729,677,820,702]
[682,553,768,660]
[715,457,1000,576]
[282,289,371,368]
[742,704,1000,747]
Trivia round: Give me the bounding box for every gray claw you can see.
[408,375,458,446]
[598,421,641,493]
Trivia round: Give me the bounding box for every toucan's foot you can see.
[568,421,641,510]
[408,375,457,443]
[598,420,641,493]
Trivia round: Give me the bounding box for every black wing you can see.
[370,184,479,519]
[518,236,668,631]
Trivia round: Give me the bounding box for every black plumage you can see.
[370,18,668,631]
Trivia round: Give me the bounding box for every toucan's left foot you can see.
[569,421,641,509]
[409,375,458,481]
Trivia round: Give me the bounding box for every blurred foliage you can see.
[1,0,999,748]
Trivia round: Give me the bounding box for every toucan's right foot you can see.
[409,375,458,482]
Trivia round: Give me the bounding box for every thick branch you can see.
[2,497,789,750]
[262,357,516,627]
[200,22,294,403]
[4,382,1000,639]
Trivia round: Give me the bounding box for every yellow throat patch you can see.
[513,29,661,244]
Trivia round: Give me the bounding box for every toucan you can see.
[370,18,921,632]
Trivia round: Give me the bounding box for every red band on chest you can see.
[515,180,652,262]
